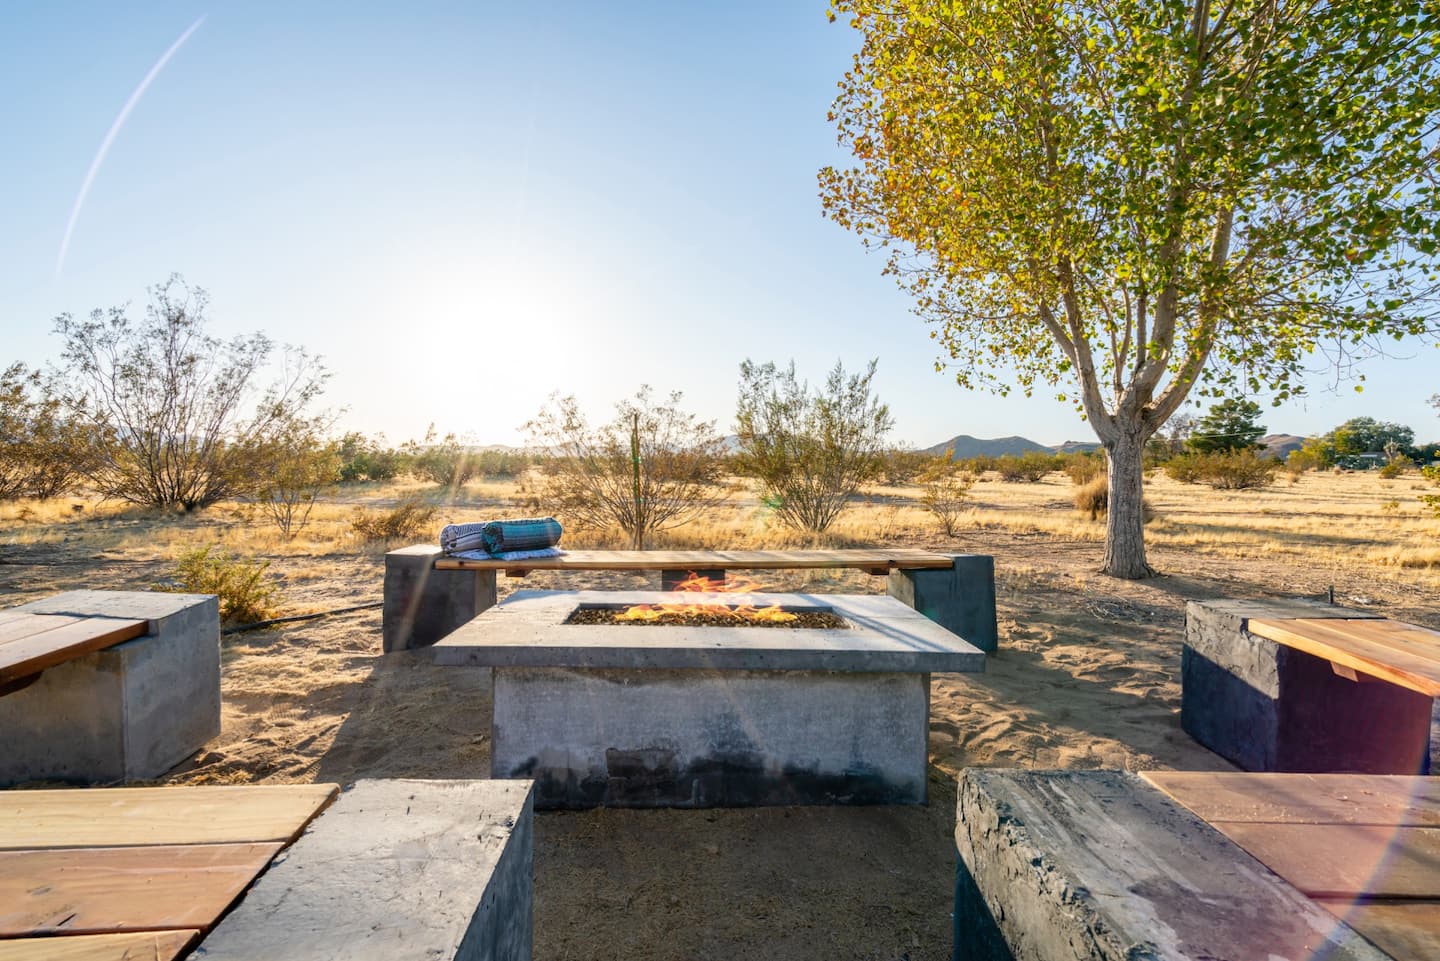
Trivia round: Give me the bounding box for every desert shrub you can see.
[351,496,438,542]
[734,358,893,533]
[1169,450,1278,490]
[918,449,974,535]
[472,448,531,479]
[336,432,406,482]
[0,363,94,500]
[406,427,481,489]
[155,547,280,625]
[878,447,930,485]
[1074,476,1109,519]
[1378,455,1412,479]
[53,276,327,510]
[254,426,340,537]
[528,387,726,547]
[955,455,996,475]
[1063,452,1105,485]
[995,451,1060,482]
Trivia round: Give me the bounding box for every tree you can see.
[526,387,727,548]
[253,421,341,537]
[821,0,1440,577]
[0,363,93,500]
[1188,397,1265,453]
[734,358,894,533]
[1326,416,1415,456]
[53,276,328,510]
[918,449,974,535]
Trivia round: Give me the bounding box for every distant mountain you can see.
[923,434,1052,459]
[1261,433,1306,459]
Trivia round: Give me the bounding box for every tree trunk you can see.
[1102,428,1154,578]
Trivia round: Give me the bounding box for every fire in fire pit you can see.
[562,573,849,629]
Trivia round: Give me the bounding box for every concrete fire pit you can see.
[431,590,984,809]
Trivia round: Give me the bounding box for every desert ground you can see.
[2,469,1437,960]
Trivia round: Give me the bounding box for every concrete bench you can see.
[432,589,984,809]
[0,590,220,786]
[384,546,997,654]
[953,769,1399,961]
[194,779,534,961]
[1182,599,1440,774]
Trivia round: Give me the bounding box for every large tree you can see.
[821,0,1440,576]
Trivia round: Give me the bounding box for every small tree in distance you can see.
[1188,398,1266,454]
[919,449,973,536]
[734,358,894,533]
[526,387,727,548]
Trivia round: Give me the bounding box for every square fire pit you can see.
[431,590,985,809]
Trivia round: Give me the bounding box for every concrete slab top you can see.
[431,590,986,673]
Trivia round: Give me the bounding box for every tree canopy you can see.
[821,0,1440,576]
[1188,397,1265,453]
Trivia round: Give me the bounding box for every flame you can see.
[617,572,798,624]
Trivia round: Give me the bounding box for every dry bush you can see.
[995,451,1060,482]
[1074,476,1109,519]
[1378,455,1411,479]
[1063,453,1105,486]
[1167,450,1278,490]
[350,496,438,542]
[154,546,280,625]
[917,450,974,535]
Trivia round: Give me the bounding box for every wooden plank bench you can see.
[0,591,222,787]
[384,546,998,653]
[952,769,1411,961]
[0,783,338,960]
[1182,599,1440,774]
[0,779,536,961]
[1144,772,1440,960]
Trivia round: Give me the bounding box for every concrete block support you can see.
[194,779,535,961]
[383,545,497,651]
[887,553,998,653]
[0,590,220,786]
[492,667,929,808]
[952,769,1388,961]
[1182,599,1435,774]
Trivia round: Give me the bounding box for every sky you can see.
[3,2,1437,449]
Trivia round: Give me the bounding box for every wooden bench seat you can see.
[1182,599,1440,774]
[0,612,147,694]
[385,545,998,654]
[954,769,1437,961]
[0,592,221,786]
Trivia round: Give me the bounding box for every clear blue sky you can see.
[4,2,1436,448]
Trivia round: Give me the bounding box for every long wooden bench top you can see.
[0,612,148,688]
[1144,772,1440,959]
[0,784,339,960]
[432,547,956,575]
[1247,617,1440,696]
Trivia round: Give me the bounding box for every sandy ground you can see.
[2,523,1437,960]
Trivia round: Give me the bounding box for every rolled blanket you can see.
[440,517,563,556]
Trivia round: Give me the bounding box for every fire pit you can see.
[431,589,985,808]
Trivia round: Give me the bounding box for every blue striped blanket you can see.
[440,517,563,556]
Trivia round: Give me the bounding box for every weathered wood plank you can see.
[433,548,955,573]
[0,930,198,961]
[0,614,85,644]
[1141,772,1440,826]
[0,783,339,850]
[1247,618,1440,696]
[0,617,148,686]
[0,843,283,937]
[1211,822,1440,899]
[954,770,1389,961]
[1317,901,1440,961]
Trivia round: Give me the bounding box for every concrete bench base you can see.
[953,769,1390,961]
[0,591,220,786]
[194,779,534,961]
[1182,599,1437,774]
[493,667,929,808]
